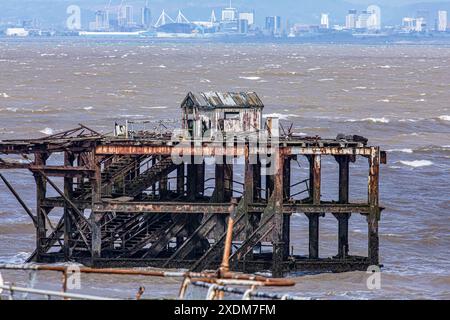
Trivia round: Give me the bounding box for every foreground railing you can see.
[0,263,301,300]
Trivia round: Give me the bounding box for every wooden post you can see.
[306,155,321,259]
[334,156,350,259]
[368,147,380,265]
[272,152,285,277]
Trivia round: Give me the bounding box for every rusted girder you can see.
[93,202,234,214]
[248,203,373,214]
[29,165,95,177]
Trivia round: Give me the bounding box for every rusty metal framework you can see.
[0,118,386,277]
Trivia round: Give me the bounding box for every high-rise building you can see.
[367,5,381,30]
[141,5,152,29]
[320,13,329,29]
[222,1,237,22]
[265,16,281,35]
[438,10,447,32]
[402,17,425,32]
[416,10,429,30]
[119,5,134,27]
[239,12,254,26]
[356,10,371,29]
[238,19,249,34]
[345,10,357,29]
[95,10,109,30]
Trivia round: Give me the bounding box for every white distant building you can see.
[438,10,447,32]
[239,12,254,26]
[119,5,134,27]
[367,5,381,30]
[6,28,29,37]
[222,1,237,22]
[402,17,425,32]
[356,11,371,29]
[320,13,330,29]
[345,10,357,29]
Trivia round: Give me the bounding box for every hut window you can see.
[225,112,240,120]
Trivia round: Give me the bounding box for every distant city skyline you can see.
[1,0,450,34]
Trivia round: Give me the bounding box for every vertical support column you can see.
[266,169,274,200]
[334,156,350,259]
[214,161,226,240]
[282,157,291,259]
[272,152,285,277]
[159,156,168,198]
[64,151,75,260]
[151,157,157,194]
[34,152,48,262]
[215,163,225,202]
[306,155,321,259]
[176,164,185,195]
[224,163,233,201]
[196,161,205,196]
[244,144,255,262]
[90,153,102,261]
[253,160,261,201]
[368,147,380,265]
[187,155,196,201]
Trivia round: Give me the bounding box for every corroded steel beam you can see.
[249,203,373,214]
[29,165,95,177]
[93,202,234,214]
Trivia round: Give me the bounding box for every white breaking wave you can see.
[263,113,300,120]
[83,106,93,110]
[317,78,334,82]
[399,160,433,168]
[40,127,55,135]
[1,92,10,98]
[346,117,390,123]
[0,252,30,264]
[387,149,413,154]
[438,115,450,121]
[239,76,261,80]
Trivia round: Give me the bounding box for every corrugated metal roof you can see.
[181,92,264,109]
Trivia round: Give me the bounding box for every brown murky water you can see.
[0,38,449,299]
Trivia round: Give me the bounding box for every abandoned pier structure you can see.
[0,92,385,276]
